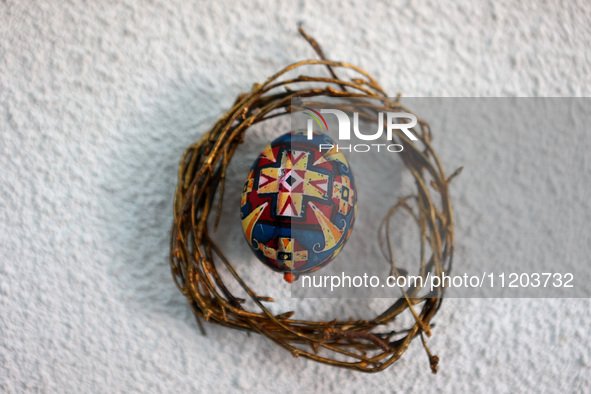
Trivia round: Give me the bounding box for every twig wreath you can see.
[170,28,460,373]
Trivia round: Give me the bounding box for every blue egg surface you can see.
[240,131,357,282]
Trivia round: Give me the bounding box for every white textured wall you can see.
[1,1,590,392]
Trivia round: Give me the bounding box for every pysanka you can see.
[240,131,357,283]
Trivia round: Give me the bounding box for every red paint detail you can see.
[284,272,296,283]
[279,195,298,216]
[258,173,275,188]
[286,150,305,165]
[309,178,328,194]
[292,183,304,193]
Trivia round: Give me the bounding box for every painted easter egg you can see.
[240,131,357,283]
